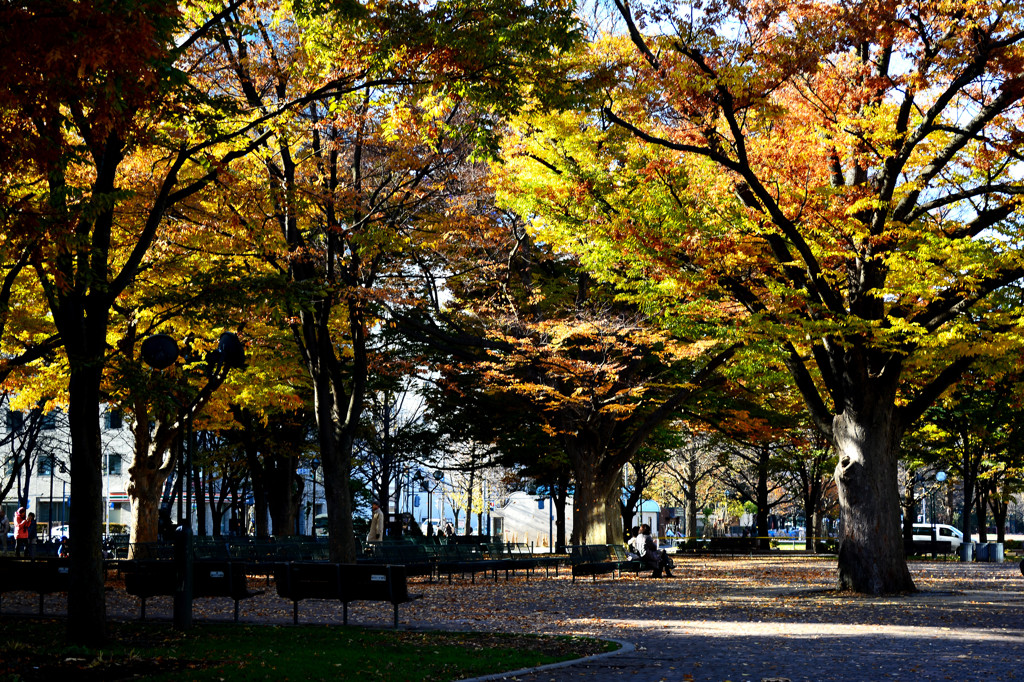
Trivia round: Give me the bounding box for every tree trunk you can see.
[755,449,770,549]
[571,452,619,544]
[554,475,569,552]
[901,475,917,547]
[976,488,989,543]
[268,466,301,536]
[194,463,207,536]
[989,485,1008,543]
[833,409,915,594]
[66,362,107,645]
[127,425,177,555]
[464,465,476,534]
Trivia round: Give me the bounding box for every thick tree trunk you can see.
[834,409,915,594]
[128,483,165,559]
[268,467,301,536]
[66,363,107,645]
[322,401,357,563]
[571,454,619,544]
[127,442,175,555]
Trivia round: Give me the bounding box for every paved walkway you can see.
[4,555,1023,681]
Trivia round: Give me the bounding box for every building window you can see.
[39,455,53,475]
[107,453,122,476]
[104,409,123,430]
[41,410,57,430]
[6,410,23,433]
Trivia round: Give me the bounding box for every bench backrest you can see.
[193,560,249,599]
[276,561,342,600]
[122,560,178,597]
[338,563,410,604]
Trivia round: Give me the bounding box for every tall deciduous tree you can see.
[0,0,305,643]
[217,0,580,561]
[427,207,736,544]
[504,2,1024,593]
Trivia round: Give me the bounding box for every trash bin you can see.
[976,542,989,561]
[959,542,974,562]
[988,542,1004,563]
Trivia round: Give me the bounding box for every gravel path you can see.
[4,556,1022,681]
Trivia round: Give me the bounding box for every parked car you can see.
[49,524,70,539]
[912,523,963,551]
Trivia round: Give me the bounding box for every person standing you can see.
[367,501,384,543]
[0,509,9,552]
[14,507,29,558]
[26,512,38,559]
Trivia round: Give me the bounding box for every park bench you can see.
[434,542,510,584]
[567,544,642,582]
[362,541,436,579]
[0,557,72,615]
[121,559,263,622]
[705,537,758,555]
[274,561,423,628]
[506,542,563,576]
[905,539,954,556]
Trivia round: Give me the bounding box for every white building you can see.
[1,407,134,537]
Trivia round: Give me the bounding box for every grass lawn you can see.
[0,619,617,681]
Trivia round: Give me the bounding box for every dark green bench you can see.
[0,557,72,615]
[274,562,423,627]
[567,545,642,582]
[121,559,263,621]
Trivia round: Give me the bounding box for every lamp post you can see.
[48,452,54,537]
[141,330,245,630]
[931,470,946,558]
[310,459,319,537]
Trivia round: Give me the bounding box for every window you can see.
[107,453,122,476]
[104,409,123,430]
[39,455,53,475]
[6,410,23,433]
[41,410,57,430]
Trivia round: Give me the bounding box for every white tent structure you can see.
[490,491,573,550]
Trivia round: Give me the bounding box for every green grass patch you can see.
[0,619,617,681]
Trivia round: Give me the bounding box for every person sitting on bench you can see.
[630,524,674,578]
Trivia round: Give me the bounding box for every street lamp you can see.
[310,459,319,537]
[930,471,946,558]
[141,331,245,630]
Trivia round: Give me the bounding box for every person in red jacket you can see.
[14,507,29,558]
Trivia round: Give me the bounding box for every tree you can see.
[503,2,1024,593]
[433,210,735,544]
[0,0,339,641]
[654,430,721,540]
[216,0,581,561]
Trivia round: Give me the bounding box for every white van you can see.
[912,523,963,550]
